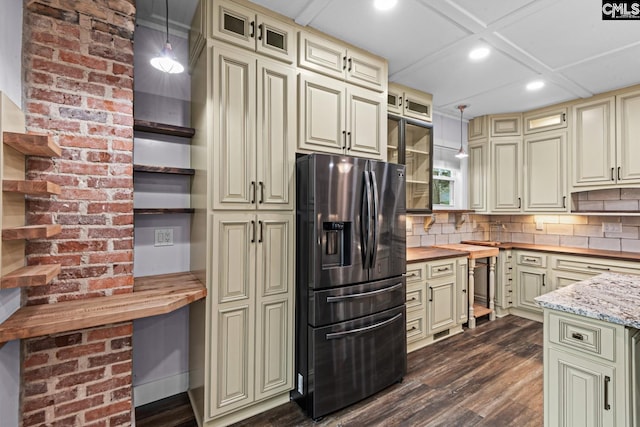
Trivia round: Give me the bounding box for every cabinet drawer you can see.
[551,255,640,276]
[405,265,425,283]
[516,251,547,268]
[549,311,618,362]
[406,315,426,344]
[427,260,456,279]
[406,285,425,312]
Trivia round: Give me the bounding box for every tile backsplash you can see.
[407,213,640,253]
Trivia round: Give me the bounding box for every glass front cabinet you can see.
[388,114,433,212]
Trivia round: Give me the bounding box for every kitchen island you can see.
[535,273,640,427]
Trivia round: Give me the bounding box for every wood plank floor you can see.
[232,316,543,427]
[137,316,543,427]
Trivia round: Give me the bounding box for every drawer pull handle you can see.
[408,326,417,332]
[587,265,611,271]
[571,332,584,341]
[407,272,418,278]
[326,282,403,303]
[542,273,546,287]
[408,297,417,302]
[604,376,611,410]
[429,286,433,302]
[435,267,450,272]
[523,257,537,262]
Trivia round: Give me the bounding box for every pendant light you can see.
[150,0,184,74]
[455,104,469,159]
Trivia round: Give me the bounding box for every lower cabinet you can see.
[513,250,549,316]
[202,213,294,424]
[544,309,637,427]
[406,256,467,352]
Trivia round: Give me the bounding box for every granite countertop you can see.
[460,241,640,262]
[407,247,469,263]
[535,272,640,329]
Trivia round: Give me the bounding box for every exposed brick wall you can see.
[21,0,135,425]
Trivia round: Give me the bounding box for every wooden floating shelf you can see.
[473,304,493,319]
[0,272,206,343]
[2,131,62,157]
[133,164,195,175]
[133,120,195,138]
[2,224,62,241]
[1,264,61,289]
[3,179,61,195]
[134,208,195,215]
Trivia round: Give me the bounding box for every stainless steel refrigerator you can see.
[293,153,407,420]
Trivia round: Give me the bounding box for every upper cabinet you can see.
[490,113,522,137]
[388,83,433,122]
[468,140,488,212]
[490,138,522,212]
[615,89,640,183]
[212,0,295,63]
[523,131,567,212]
[298,31,387,92]
[468,116,487,141]
[298,72,385,159]
[523,107,568,134]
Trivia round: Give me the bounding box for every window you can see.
[433,168,454,207]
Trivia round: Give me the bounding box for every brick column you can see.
[21,1,135,425]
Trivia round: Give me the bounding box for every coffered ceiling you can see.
[136,0,640,118]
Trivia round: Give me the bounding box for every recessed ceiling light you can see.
[469,47,490,60]
[526,80,545,91]
[374,0,398,11]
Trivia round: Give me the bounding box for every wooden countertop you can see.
[433,243,500,259]
[407,247,469,263]
[0,271,206,344]
[461,241,640,262]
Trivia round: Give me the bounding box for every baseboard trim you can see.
[134,372,189,407]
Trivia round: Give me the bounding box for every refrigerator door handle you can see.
[361,170,371,268]
[325,282,403,303]
[369,170,379,269]
[325,313,402,340]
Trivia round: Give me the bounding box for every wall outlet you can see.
[535,221,544,230]
[602,222,622,233]
[154,228,174,246]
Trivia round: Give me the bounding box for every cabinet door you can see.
[345,50,386,92]
[346,85,385,159]
[387,88,403,115]
[427,277,456,334]
[547,348,615,427]
[212,0,256,51]
[255,14,295,63]
[571,97,616,187]
[403,90,433,122]
[524,108,568,134]
[255,213,294,400]
[456,259,468,324]
[468,141,488,212]
[210,214,256,417]
[515,266,547,312]
[616,90,640,183]
[298,72,345,154]
[491,139,521,212]
[297,31,346,81]
[256,59,295,210]
[524,131,567,212]
[490,114,521,137]
[212,45,256,210]
[468,116,488,141]
[387,115,401,164]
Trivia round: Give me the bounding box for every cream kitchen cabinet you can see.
[490,113,522,137]
[211,0,295,63]
[523,130,568,212]
[406,264,428,350]
[456,258,469,324]
[298,71,385,160]
[494,249,513,316]
[387,83,433,122]
[212,44,295,211]
[468,140,488,212]
[468,116,488,141]
[523,107,568,134]
[615,89,640,183]
[298,31,386,92]
[427,275,456,335]
[544,309,636,427]
[209,213,294,418]
[513,251,549,315]
[490,138,522,212]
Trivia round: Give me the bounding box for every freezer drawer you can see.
[306,305,406,419]
[309,276,406,327]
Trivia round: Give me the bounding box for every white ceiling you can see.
[136,0,640,118]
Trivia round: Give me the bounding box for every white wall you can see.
[0,1,23,426]
[132,24,193,407]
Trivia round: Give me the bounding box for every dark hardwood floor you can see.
[137,316,543,427]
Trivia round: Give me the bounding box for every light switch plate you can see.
[154,228,174,246]
[535,221,544,230]
[602,222,622,233]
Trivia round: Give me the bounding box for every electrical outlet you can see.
[602,222,622,233]
[535,221,544,230]
[154,228,174,246]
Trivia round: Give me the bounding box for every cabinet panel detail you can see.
[255,298,291,398]
[258,217,291,296]
[216,218,254,303]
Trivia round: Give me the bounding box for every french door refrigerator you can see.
[294,153,407,420]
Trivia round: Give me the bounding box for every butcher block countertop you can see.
[407,247,470,263]
[433,243,499,259]
[535,272,640,329]
[461,241,640,262]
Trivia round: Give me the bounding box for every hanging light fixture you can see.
[150,0,184,74]
[455,104,469,159]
